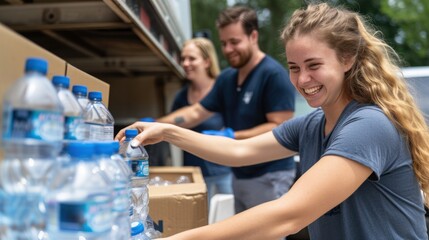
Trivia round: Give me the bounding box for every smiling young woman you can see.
[117,3,429,239]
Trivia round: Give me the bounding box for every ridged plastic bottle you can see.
[130,221,151,240]
[1,57,64,240]
[83,91,114,141]
[46,142,113,239]
[95,141,131,240]
[52,75,85,141]
[71,84,90,110]
[119,129,149,224]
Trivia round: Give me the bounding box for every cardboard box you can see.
[0,23,110,158]
[66,63,110,107]
[0,23,67,124]
[148,166,208,237]
[0,23,67,159]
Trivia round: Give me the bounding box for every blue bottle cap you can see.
[52,75,70,88]
[66,142,94,159]
[111,141,120,153]
[25,57,48,75]
[125,129,138,138]
[88,91,102,101]
[72,85,88,96]
[130,221,144,236]
[94,141,115,156]
[140,117,155,122]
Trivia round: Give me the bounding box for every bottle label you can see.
[87,124,113,141]
[130,159,149,178]
[64,116,84,140]
[51,194,113,233]
[3,109,63,141]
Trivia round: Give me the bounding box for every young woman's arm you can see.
[160,155,372,240]
[116,122,295,167]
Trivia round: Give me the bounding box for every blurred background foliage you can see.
[191,0,429,68]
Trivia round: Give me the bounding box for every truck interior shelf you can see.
[0,0,186,80]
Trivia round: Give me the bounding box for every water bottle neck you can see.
[55,85,67,91]
[25,70,46,77]
[125,136,136,142]
[75,94,87,98]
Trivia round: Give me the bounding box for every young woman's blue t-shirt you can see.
[273,101,427,239]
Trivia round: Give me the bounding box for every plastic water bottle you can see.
[1,57,64,239]
[119,129,149,224]
[83,91,114,141]
[145,214,163,239]
[71,84,90,110]
[94,141,130,240]
[52,76,85,141]
[111,141,132,182]
[130,221,151,240]
[46,142,114,239]
[111,140,133,208]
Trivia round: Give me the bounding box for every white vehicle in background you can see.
[402,66,429,237]
[402,66,429,124]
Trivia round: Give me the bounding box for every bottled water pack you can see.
[46,142,114,239]
[1,57,64,239]
[95,141,131,240]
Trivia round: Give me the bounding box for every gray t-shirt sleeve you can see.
[273,114,307,152]
[323,107,402,180]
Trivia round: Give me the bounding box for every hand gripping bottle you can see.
[83,91,114,141]
[52,76,85,141]
[119,129,149,224]
[1,57,64,240]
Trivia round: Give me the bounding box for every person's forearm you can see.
[234,122,277,139]
[157,104,212,129]
[162,125,242,166]
[156,106,196,128]
[234,110,294,139]
[161,125,284,167]
[161,197,300,240]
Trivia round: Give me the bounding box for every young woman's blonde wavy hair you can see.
[281,3,429,206]
[183,38,220,79]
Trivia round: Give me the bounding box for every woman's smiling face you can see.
[181,42,209,81]
[285,34,352,110]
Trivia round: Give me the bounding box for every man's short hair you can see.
[216,5,258,35]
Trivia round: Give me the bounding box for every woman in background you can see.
[171,37,232,201]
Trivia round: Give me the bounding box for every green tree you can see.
[333,0,428,66]
[380,0,429,66]
[191,0,429,68]
[191,0,228,67]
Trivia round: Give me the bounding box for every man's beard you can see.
[227,49,252,69]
